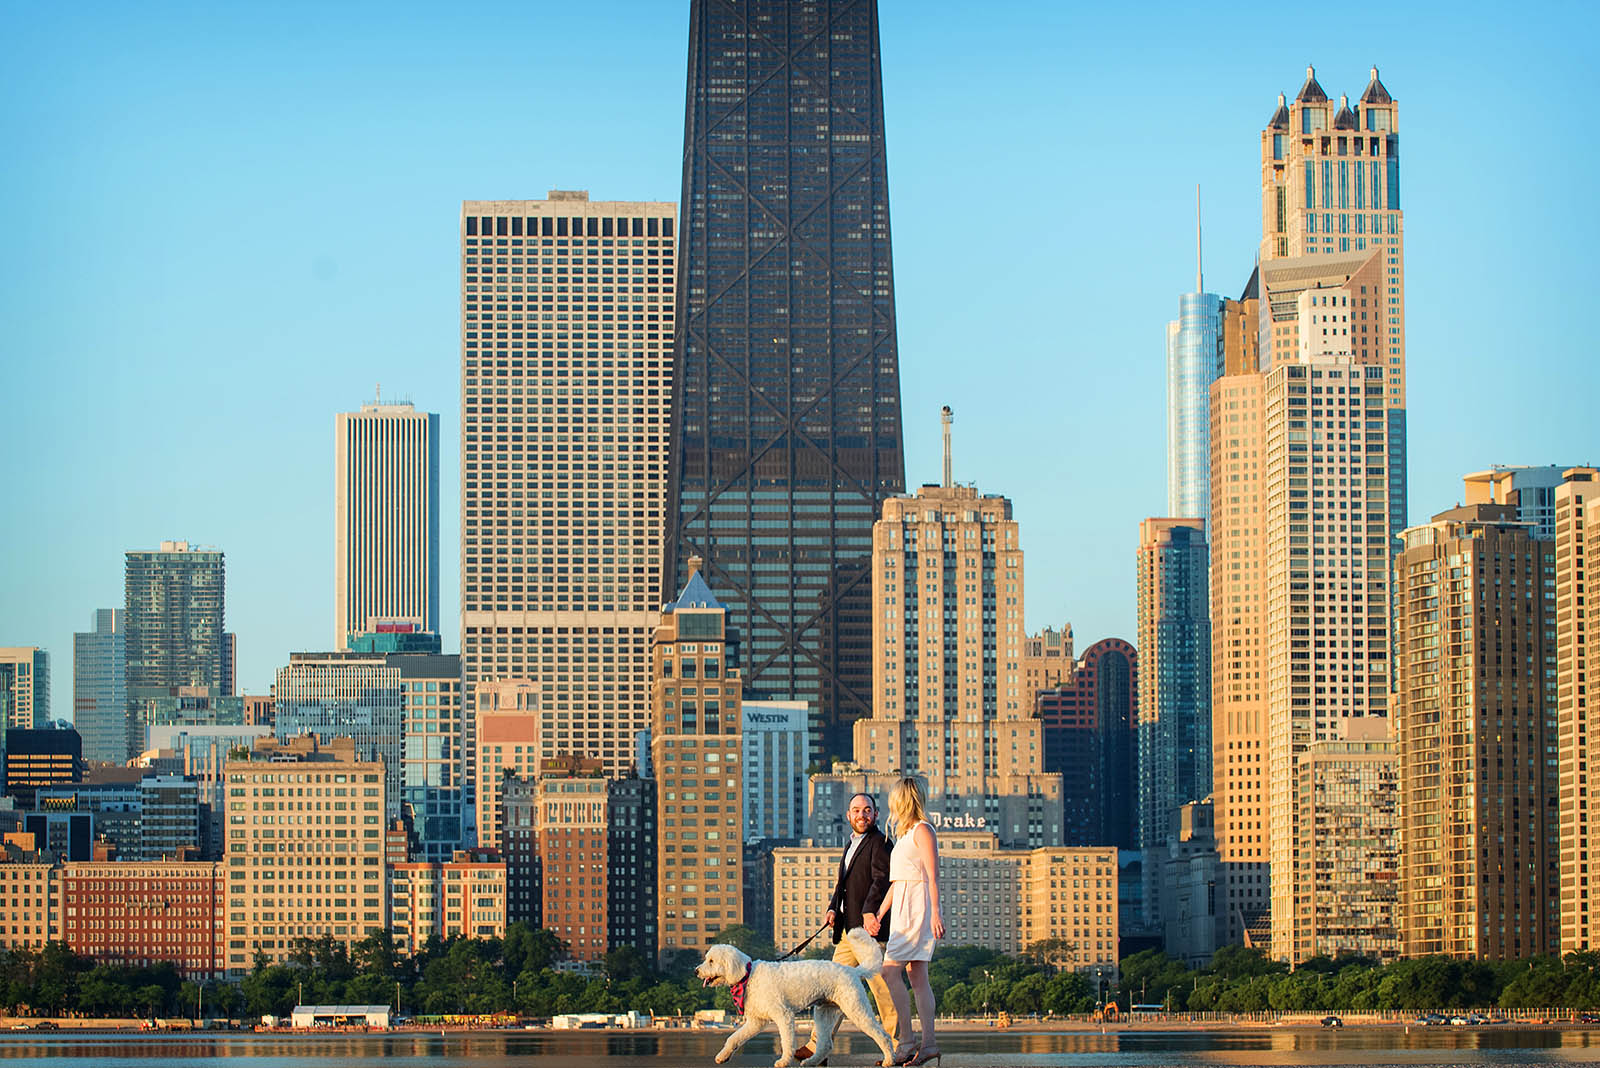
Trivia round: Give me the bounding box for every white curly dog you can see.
[695,927,898,1067]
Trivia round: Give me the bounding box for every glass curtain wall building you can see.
[667,0,905,758]
[1166,293,1222,524]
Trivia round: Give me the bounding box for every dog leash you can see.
[774,921,832,960]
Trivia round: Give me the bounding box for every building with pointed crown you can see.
[651,557,744,957]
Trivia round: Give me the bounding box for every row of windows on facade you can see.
[466,216,672,238]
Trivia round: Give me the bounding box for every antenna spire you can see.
[1196,184,1203,294]
[941,406,954,488]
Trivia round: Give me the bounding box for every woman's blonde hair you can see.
[886,775,928,840]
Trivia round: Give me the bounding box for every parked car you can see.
[1321,1015,1343,1028]
[31,1022,58,1031]
[1449,1015,1469,1026]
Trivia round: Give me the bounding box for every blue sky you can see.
[4,1,1597,720]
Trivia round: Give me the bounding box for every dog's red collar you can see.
[729,962,754,1014]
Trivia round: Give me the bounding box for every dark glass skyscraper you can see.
[668,0,905,758]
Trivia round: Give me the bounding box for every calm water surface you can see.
[10,1029,1600,1067]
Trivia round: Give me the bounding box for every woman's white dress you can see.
[884,820,937,963]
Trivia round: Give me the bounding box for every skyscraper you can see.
[1395,503,1558,959]
[460,193,676,810]
[1261,296,1394,963]
[1259,66,1406,542]
[125,542,225,762]
[1135,518,1211,927]
[1208,278,1268,947]
[1038,638,1138,849]
[651,558,744,955]
[1554,467,1600,951]
[335,398,440,649]
[73,610,125,764]
[668,0,906,759]
[1210,68,1406,960]
[0,648,50,730]
[1167,201,1222,524]
[850,481,1063,847]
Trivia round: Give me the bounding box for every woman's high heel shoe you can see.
[884,1044,917,1066]
[906,1048,941,1066]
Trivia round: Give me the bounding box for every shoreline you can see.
[3,1018,1594,1036]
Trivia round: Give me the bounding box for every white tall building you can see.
[460,192,675,803]
[742,699,810,841]
[335,399,440,649]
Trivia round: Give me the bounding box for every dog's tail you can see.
[842,927,885,977]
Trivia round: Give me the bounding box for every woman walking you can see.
[876,775,944,1066]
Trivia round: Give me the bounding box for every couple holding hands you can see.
[806,776,943,1067]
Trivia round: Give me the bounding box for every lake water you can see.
[10,1029,1600,1067]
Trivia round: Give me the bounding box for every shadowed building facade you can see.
[667,0,906,760]
[1038,638,1138,849]
[1135,518,1211,931]
[73,611,125,764]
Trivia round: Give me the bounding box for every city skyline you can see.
[6,4,1600,719]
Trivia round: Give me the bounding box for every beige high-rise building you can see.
[1022,625,1074,700]
[335,399,440,650]
[460,193,675,810]
[1209,292,1268,946]
[222,735,387,973]
[1556,467,1600,951]
[1207,67,1407,960]
[1212,282,1393,959]
[1259,65,1406,542]
[1262,321,1393,962]
[474,679,541,852]
[851,483,1063,846]
[1396,503,1558,959]
[651,558,743,956]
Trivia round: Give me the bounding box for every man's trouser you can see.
[831,934,898,1041]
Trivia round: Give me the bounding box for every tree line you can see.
[6,926,1600,1019]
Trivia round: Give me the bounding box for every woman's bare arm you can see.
[916,822,945,940]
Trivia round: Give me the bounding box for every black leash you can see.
[775,921,831,960]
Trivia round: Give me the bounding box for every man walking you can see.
[795,792,897,1061]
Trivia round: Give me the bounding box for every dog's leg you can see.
[715,1016,762,1065]
[837,983,897,1065]
[773,1012,799,1068]
[805,1004,839,1066]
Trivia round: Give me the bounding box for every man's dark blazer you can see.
[827,823,892,944]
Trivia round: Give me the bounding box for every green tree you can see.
[603,944,651,984]
[706,924,777,961]
[1042,971,1095,1015]
[1006,973,1048,1015]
